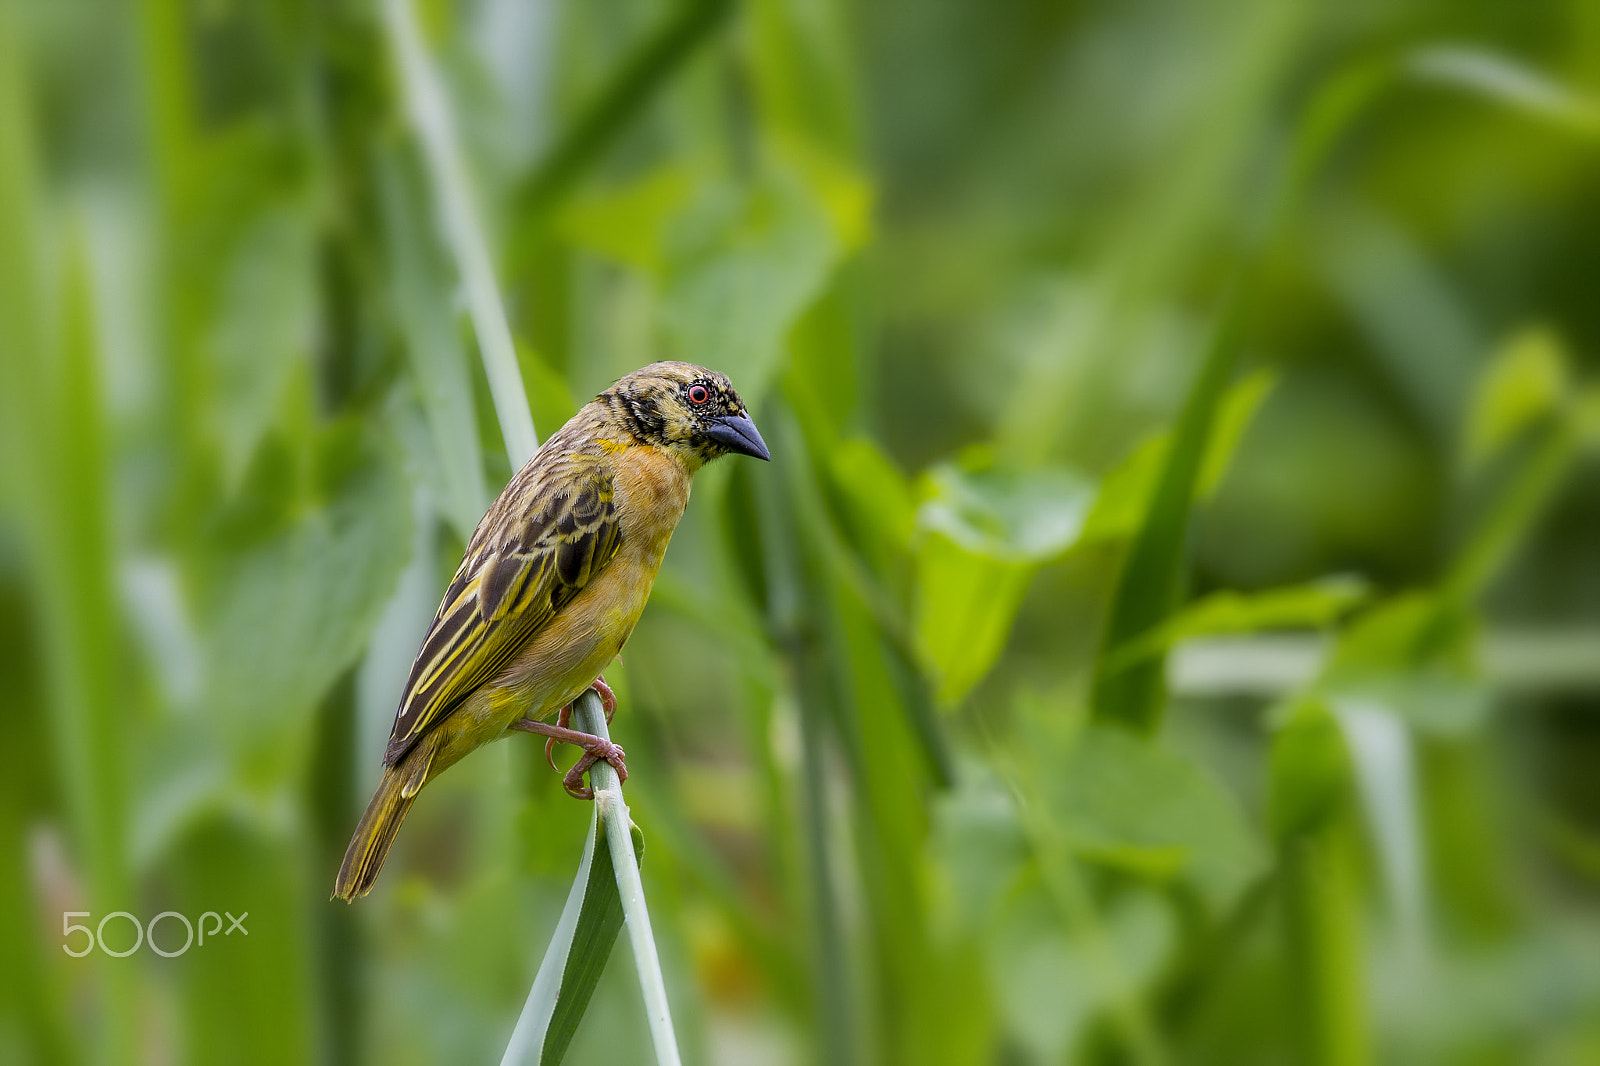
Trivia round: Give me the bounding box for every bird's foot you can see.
[541,677,619,770]
[561,739,628,800]
[512,713,628,801]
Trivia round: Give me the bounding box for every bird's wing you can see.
[383,454,622,765]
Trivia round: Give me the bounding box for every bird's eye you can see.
[688,384,710,405]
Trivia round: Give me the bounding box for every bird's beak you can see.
[706,411,771,461]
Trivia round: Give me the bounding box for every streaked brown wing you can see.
[383,456,622,765]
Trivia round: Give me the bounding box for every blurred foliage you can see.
[3,0,1600,1064]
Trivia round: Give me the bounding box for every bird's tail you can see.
[333,733,440,902]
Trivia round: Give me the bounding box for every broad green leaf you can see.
[769,133,873,252]
[197,428,412,777]
[917,461,1096,563]
[912,461,1096,702]
[1102,575,1369,674]
[930,769,1028,934]
[1041,724,1267,914]
[1465,326,1569,469]
[562,165,843,408]
[989,885,1174,1063]
[203,207,317,489]
[557,166,696,277]
[826,436,916,570]
[1079,435,1166,544]
[913,534,1034,705]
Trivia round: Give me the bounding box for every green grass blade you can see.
[501,815,599,1066]
[582,692,683,1066]
[1090,303,1242,732]
[1281,830,1369,1066]
[541,814,631,1064]
[517,0,733,211]
[383,0,538,467]
[375,147,490,538]
[501,690,676,1066]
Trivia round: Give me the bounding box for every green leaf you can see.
[560,164,843,408]
[989,886,1175,1064]
[1102,574,1369,675]
[377,148,489,537]
[1464,326,1569,469]
[918,461,1097,563]
[1042,724,1268,915]
[557,166,697,277]
[1080,369,1276,544]
[1090,306,1245,732]
[1267,698,1352,841]
[1322,593,1488,736]
[503,691,673,1066]
[912,533,1034,705]
[1199,368,1278,495]
[826,435,916,560]
[197,429,412,777]
[911,461,1097,703]
[202,207,317,490]
[541,813,644,1065]
[1079,435,1166,544]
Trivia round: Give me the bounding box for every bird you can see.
[334,361,769,901]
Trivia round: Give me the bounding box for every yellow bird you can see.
[334,361,768,901]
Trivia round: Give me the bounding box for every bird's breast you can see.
[611,444,692,563]
[489,445,691,722]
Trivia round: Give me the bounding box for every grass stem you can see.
[383,0,538,467]
[579,690,683,1066]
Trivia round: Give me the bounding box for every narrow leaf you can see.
[1091,304,1243,732]
[542,814,640,1064]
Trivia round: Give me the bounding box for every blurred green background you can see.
[4,0,1600,1063]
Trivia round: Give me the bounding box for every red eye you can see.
[688,384,710,404]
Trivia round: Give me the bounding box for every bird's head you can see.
[605,361,770,471]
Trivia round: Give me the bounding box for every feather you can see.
[383,444,622,766]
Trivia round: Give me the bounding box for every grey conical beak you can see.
[706,411,770,461]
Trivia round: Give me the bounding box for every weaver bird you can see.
[334,362,769,901]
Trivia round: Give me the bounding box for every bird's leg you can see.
[543,701,572,773]
[540,677,619,770]
[511,717,628,801]
[592,674,617,723]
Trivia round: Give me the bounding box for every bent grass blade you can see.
[501,690,677,1066]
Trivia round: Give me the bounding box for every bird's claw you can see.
[544,701,573,773]
[536,678,623,798]
[591,675,617,723]
[562,739,627,800]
